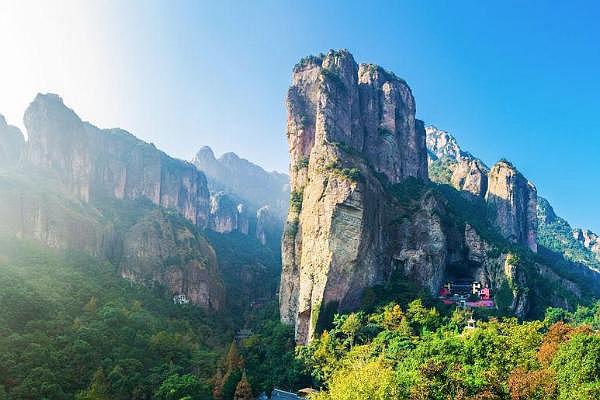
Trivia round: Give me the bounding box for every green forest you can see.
[2,235,599,400]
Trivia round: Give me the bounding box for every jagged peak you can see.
[492,159,536,191]
[24,92,82,132]
[194,145,217,161]
[219,151,241,162]
[33,92,64,104]
[358,63,407,85]
[293,48,354,72]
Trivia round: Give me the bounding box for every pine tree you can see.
[233,371,253,400]
[212,368,224,400]
[226,341,244,370]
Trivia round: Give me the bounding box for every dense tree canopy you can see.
[0,238,229,400]
[297,300,600,400]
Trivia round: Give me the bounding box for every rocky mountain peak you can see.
[537,196,558,224]
[573,228,600,260]
[425,125,474,162]
[450,159,488,197]
[286,49,427,187]
[486,160,538,252]
[281,50,431,342]
[194,145,217,162]
[192,145,290,220]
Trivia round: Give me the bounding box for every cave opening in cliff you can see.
[444,260,483,290]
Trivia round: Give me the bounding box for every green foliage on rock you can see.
[428,157,455,185]
[537,197,600,271]
[295,156,309,170]
[289,190,304,213]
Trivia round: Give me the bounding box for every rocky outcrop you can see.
[24,93,210,228]
[0,171,107,255]
[426,127,539,253]
[209,193,237,233]
[0,94,229,310]
[426,126,473,162]
[573,228,600,260]
[237,203,250,235]
[451,159,488,197]
[192,146,290,220]
[281,50,432,343]
[0,115,25,166]
[0,170,225,310]
[486,160,538,252]
[207,192,253,234]
[426,127,537,250]
[120,209,224,309]
[256,206,279,246]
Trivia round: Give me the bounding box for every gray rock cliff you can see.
[24,93,211,228]
[486,160,538,253]
[0,115,25,166]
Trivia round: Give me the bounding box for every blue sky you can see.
[1,1,599,231]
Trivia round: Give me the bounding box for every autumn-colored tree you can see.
[233,371,253,400]
[381,304,408,332]
[212,368,224,400]
[538,322,574,367]
[226,341,244,371]
[508,367,557,400]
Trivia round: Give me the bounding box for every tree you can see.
[552,333,600,400]
[233,372,253,400]
[212,368,224,400]
[154,374,209,400]
[311,360,398,400]
[225,341,244,371]
[76,368,111,400]
[340,313,361,347]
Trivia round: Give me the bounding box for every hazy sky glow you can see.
[1,1,599,231]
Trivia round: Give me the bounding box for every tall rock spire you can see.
[280,50,429,343]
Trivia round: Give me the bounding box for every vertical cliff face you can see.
[0,94,227,310]
[486,161,538,252]
[0,115,25,166]
[256,206,278,245]
[451,159,488,197]
[24,94,211,228]
[209,192,240,233]
[280,50,428,342]
[120,209,224,310]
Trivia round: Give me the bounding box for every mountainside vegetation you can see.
[0,237,231,400]
[298,299,600,400]
[537,197,600,272]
